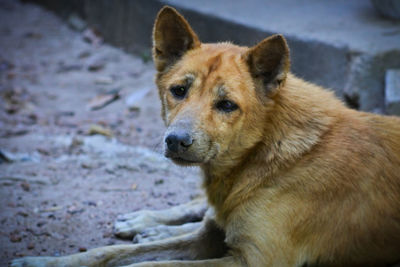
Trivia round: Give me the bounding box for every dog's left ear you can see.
[244,34,290,96]
[153,6,200,72]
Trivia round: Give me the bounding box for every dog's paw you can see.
[133,225,173,243]
[133,222,202,244]
[114,210,161,239]
[10,257,54,267]
[114,199,207,240]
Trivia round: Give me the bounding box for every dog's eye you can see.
[170,85,187,99]
[216,100,238,113]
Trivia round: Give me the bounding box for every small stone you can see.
[24,32,42,39]
[37,221,47,227]
[81,162,93,169]
[105,167,115,174]
[10,233,22,242]
[78,51,91,59]
[56,111,75,117]
[87,58,105,71]
[84,200,97,207]
[154,179,164,185]
[57,64,83,73]
[27,243,35,249]
[67,205,85,215]
[102,232,112,238]
[16,211,29,217]
[14,252,25,257]
[94,76,113,85]
[69,137,84,150]
[20,181,30,192]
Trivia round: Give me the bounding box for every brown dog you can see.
[12,6,400,267]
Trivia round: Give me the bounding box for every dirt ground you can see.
[0,0,201,265]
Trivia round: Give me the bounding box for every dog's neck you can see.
[201,74,342,225]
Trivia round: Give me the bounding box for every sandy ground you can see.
[0,0,201,265]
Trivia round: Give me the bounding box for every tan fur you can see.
[154,6,400,267]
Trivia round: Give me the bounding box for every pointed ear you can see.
[244,34,290,96]
[152,6,200,72]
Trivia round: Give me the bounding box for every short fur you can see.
[153,6,400,267]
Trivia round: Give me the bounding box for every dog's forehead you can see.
[187,43,246,70]
[178,43,249,89]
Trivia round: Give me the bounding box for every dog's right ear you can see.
[244,34,290,97]
[153,6,200,72]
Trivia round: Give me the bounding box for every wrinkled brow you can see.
[207,54,222,76]
[184,73,195,83]
[217,86,227,98]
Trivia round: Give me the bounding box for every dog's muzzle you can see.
[164,127,209,164]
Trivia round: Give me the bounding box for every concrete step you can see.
[30,0,400,112]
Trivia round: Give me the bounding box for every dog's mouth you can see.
[167,155,203,166]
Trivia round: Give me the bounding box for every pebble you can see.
[87,60,105,72]
[20,181,30,191]
[16,211,29,217]
[78,51,91,59]
[81,162,93,169]
[10,233,22,242]
[37,221,47,227]
[154,179,164,185]
[94,76,113,85]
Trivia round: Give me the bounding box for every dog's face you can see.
[153,7,290,167]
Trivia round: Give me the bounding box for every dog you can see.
[11,6,400,267]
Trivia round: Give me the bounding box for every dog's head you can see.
[153,7,290,167]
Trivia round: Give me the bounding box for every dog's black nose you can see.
[165,131,193,153]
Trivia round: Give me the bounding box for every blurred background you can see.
[0,0,399,265]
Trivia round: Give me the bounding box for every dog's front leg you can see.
[11,215,227,267]
[10,236,198,267]
[10,235,207,267]
[125,256,242,267]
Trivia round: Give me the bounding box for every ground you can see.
[0,1,201,266]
